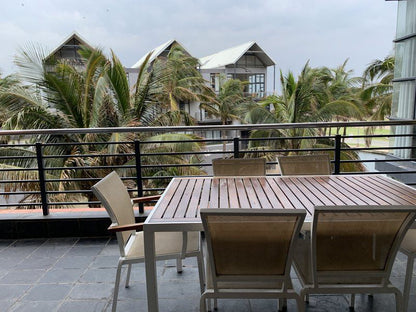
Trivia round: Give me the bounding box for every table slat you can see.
[186,178,204,218]
[235,178,250,208]
[148,175,416,224]
[243,178,261,208]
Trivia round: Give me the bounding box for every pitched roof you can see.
[199,41,275,70]
[45,32,92,61]
[131,39,190,69]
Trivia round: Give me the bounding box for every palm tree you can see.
[200,78,249,151]
[360,56,394,146]
[361,56,394,120]
[243,61,364,171]
[0,45,206,207]
[149,44,216,127]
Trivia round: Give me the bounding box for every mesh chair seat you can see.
[200,208,306,312]
[125,231,200,260]
[92,171,204,312]
[293,205,416,311]
[278,154,331,176]
[212,158,266,176]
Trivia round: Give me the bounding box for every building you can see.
[390,0,416,160]
[44,32,92,71]
[199,41,275,98]
[126,39,192,89]
[128,40,275,127]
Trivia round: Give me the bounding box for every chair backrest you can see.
[201,208,306,287]
[311,205,416,285]
[278,154,331,176]
[91,171,135,254]
[212,158,266,176]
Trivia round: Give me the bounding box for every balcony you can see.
[0,237,414,311]
[1,121,416,311]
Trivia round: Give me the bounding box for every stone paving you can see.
[0,237,415,312]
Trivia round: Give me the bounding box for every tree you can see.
[200,78,250,151]
[360,56,394,146]
[361,55,394,121]
[149,44,216,126]
[243,61,364,171]
[0,45,206,207]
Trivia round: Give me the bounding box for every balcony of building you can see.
[1,121,416,311]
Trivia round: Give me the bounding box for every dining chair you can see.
[91,171,204,312]
[277,154,331,176]
[399,229,416,312]
[212,158,266,176]
[200,208,306,312]
[293,205,416,312]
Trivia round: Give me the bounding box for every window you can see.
[210,73,220,92]
[248,74,265,97]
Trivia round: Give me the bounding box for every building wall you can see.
[391,0,416,158]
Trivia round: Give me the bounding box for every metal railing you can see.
[1,120,416,216]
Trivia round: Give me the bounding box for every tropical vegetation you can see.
[0,44,209,206]
[0,42,395,207]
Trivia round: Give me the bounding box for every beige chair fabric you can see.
[293,205,416,311]
[212,158,266,176]
[399,228,416,312]
[278,154,331,176]
[92,171,204,312]
[200,208,306,312]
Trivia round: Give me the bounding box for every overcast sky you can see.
[1,0,397,82]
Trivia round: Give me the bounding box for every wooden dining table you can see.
[143,174,416,312]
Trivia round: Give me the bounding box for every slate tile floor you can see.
[0,237,415,312]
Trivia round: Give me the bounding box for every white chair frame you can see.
[399,229,416,312]
[200,208,306,312]
[92,171,204,312]
[293,205,416,312]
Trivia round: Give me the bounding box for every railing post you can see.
[233,137,240,158]
[35,142,49,216]
[334,134,341,175]
[134,140,144,213]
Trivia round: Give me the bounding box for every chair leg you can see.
[279,298,287,311]
[403,254,414,312]
[200,293,207,312]
[350,294,355,310]
[394,287,404,312]
[197,253,205,294]
[112,261,123,312]
[305,294,309,303]
[176,257,183,273]
[125,264,132,288]
[296,295,305,312]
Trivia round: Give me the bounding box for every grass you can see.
[344,126,391,136]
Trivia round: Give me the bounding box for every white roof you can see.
[46,32,92,60]
[199,41,275,70]
[131,39,189,69]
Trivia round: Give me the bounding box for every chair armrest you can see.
[108,223,144,233]
[131,195,161,203]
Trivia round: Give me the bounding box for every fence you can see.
[1,120,416,216]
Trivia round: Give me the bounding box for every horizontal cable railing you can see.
[0,120,416,215]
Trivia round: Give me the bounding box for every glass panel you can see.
[396,0,416,39]
[394,38,416,79]
[396,0,409,38]
[391,81,415,119]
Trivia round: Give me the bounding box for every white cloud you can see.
[1,0,398,84]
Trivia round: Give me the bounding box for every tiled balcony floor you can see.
[0,237,415,312]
